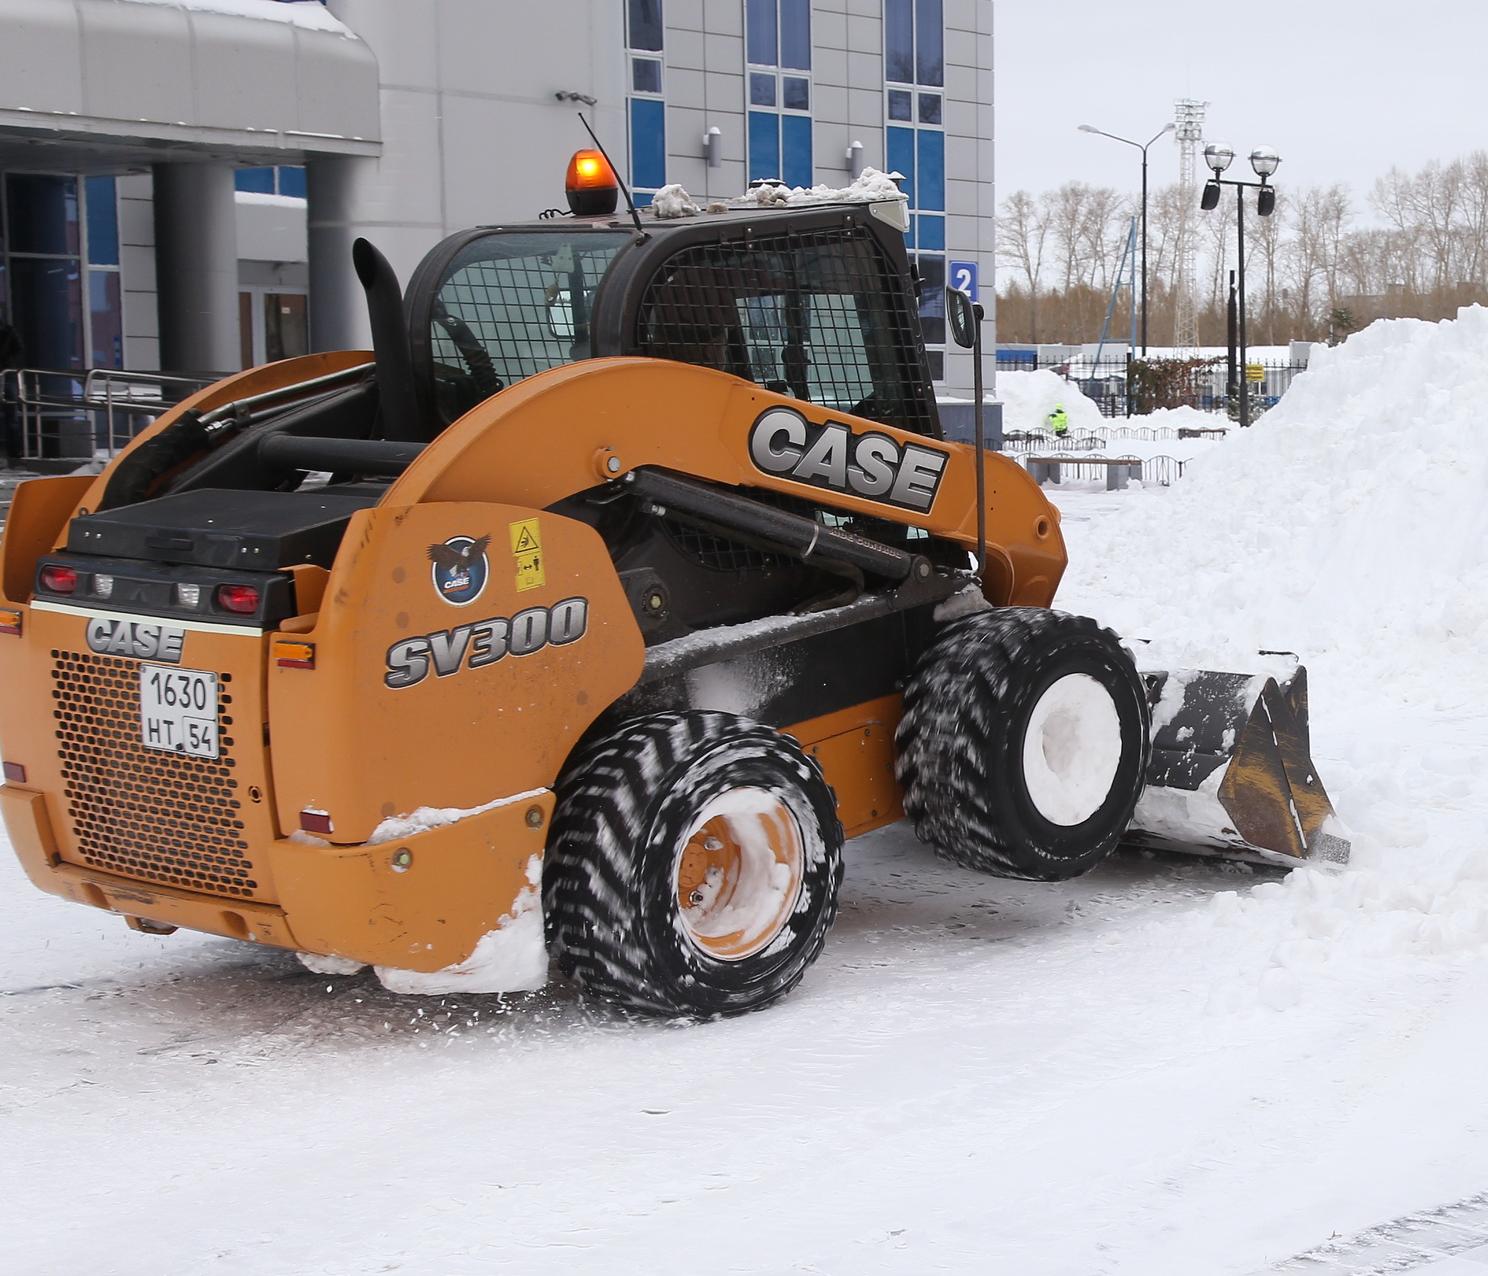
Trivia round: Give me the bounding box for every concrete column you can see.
[307,155,377,353]
[152,162,239,374]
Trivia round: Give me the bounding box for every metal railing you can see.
[2,367,219,468]
[996,354,1309,419]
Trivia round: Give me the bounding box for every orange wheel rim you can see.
[675,788,805,961]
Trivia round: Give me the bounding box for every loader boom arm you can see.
[385,357,1067,609]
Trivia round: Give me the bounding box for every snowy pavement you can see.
[10,309,1488,1273]
[6,496,1488,1276]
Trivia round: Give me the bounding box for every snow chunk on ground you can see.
[650,183,700,219]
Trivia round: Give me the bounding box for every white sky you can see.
[994,1,1488,212]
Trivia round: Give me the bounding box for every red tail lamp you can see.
[566,149,620,216]
[216,583,261,615]
[0,608,21,637]
[39,564,78,595]
[300,809,334,836]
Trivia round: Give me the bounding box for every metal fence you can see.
[1,367,218,468]
[995,353,1308,419]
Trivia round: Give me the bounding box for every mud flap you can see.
[1126,660,1351,865]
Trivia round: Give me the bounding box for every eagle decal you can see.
[427,534,491,606]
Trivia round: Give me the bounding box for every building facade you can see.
[0,0,993,398]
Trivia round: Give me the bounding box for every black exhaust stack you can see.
[352,237,425,443]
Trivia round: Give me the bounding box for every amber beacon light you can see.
[565,149,620,216]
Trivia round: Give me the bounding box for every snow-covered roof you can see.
[121,0,355,37]
[650,167,909,222]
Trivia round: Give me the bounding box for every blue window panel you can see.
[629,97,666,190]
[782,75,809,111]
[628,0,663,52]
[746,0,777,65]
[885,0,913,83]
[916,0,945,86]
[750,72,776,106]
[918,91,942,125]
[748,110,781,183]
[277,166,307,198]
[84,176,119,266]
[89,269,123,369]
[236,167,275,194]
[887,125,915,207]
[918,213,945,251]
[887,88,912,121]
[780,0,811,70]
[781,113,812,188]
[633,57,662,94]
[917,128,945,210]
[634,190,655,207]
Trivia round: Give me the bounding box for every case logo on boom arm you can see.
[747,407,948,513]
[428,535,491,606]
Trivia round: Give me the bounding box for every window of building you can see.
[234,167,307,198]
[746,0,812,188]
[0,172,122,370]
[627,0,666,203]
[883,0,945,379]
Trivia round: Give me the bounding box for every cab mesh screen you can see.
[636,225,936,436]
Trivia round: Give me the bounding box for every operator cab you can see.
[401,147,941,441]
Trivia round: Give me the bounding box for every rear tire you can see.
[545,711,844,1017]
[896,608,1150,881]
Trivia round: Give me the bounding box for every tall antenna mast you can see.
[1173,98,1207,351]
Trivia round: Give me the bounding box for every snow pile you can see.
[124,0,356,36]
[995,369,1103,434]
[650,183,701,219]
[1059,306,1488,1005]
[733,167,907,208]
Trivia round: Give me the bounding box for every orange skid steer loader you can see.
[0,153,1346,1016]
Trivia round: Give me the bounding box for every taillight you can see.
[0,608,20,637]
[300,809,334,836]
[39,564,78,594]
[215,583,261,615]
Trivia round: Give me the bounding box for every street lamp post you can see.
[1078,121,1175,356]
[1200,144,1280,428]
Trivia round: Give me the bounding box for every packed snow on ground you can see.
[7,311,1488,1274]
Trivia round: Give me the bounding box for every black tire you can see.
[896,608,1150,881]
[545,711,844,1017]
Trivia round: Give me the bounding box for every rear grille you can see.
[50,650,262,900]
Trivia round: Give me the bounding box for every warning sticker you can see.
[509,518,545,592]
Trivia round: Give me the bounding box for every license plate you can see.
[139,664,219,760]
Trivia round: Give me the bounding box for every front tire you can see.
[896,608,1150,881]
[545,712,844,1017]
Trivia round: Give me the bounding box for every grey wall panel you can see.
[294,24,382,144]
[0,0,83,115]
[192,12,299,133]
[77,2,193,127]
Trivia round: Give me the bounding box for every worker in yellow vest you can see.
[1048,404,1070,437]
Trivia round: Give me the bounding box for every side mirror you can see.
[945,286,977,350]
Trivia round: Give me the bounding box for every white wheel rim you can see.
[674,787,805,962]
[1021,673,1124,826]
